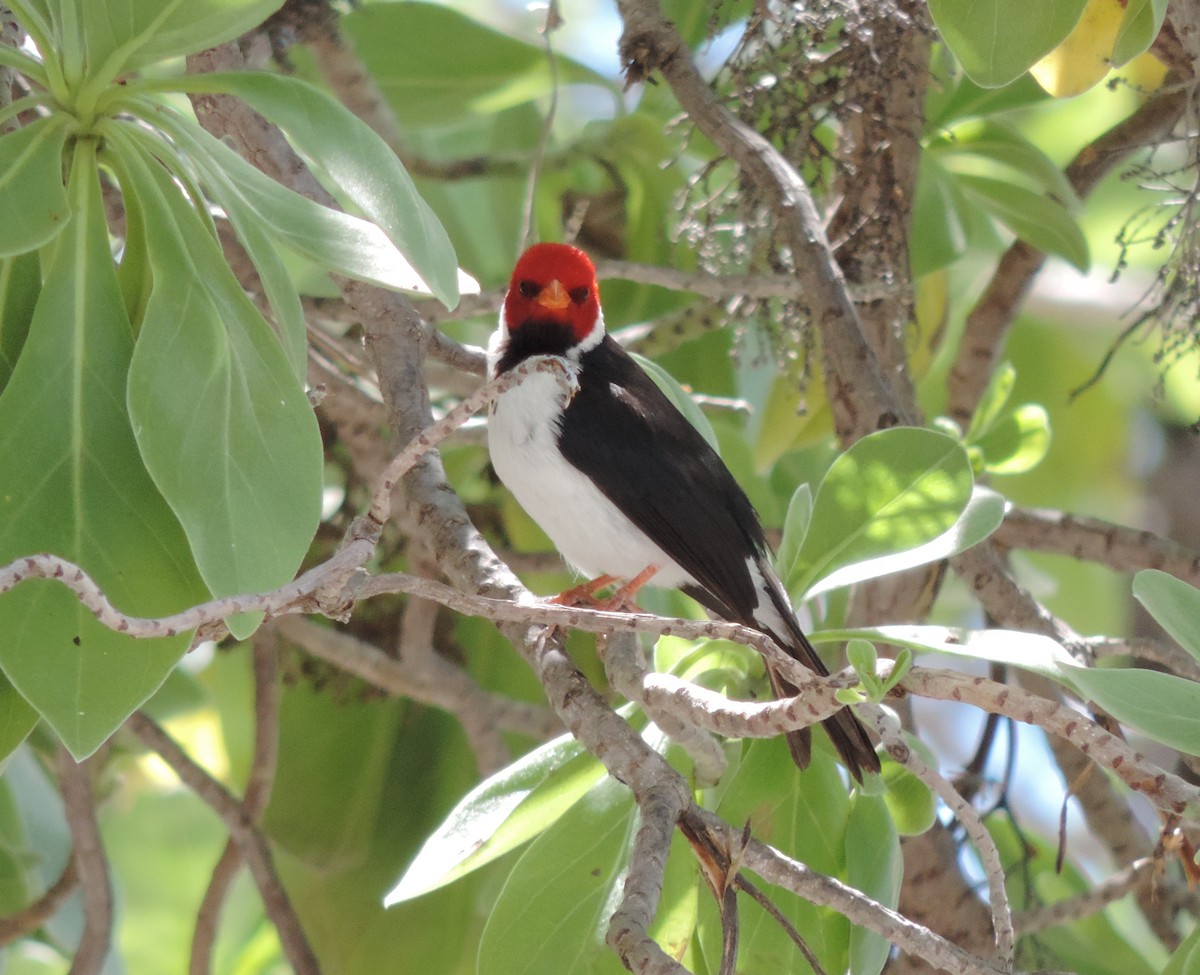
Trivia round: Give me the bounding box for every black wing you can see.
[558,336,767,620]
[560,336,881,781]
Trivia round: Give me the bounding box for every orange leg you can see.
[549,574,620,607]
[549,565,660,611]
[597,565,659,613]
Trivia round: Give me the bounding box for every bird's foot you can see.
[549,574,620,608]
[548,565,659,612]
[598,565,658,613]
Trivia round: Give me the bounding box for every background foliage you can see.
[1,0,1199,973]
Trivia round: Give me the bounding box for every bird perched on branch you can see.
[486,242,880,781]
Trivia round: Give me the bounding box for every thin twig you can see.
[867,706,1014,967]
[56,748,112,975]
[127,713,321,975]
[1012,858,1156,935]
[190,628,281,975]
[0,852,78,946]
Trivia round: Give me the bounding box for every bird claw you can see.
[549,565,659,613]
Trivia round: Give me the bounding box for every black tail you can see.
[764,635,880,782]
[683,579,881,782]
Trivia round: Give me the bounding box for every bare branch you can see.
[56,748,111,975]
[868,707,1014,967]
[1012,858,1155,935]
[127,713,321,975]
[994,505,1200,586]
[684,807,1014,975]
[613,0,907,442]
[946,86,1188,427]
[902,667,1198,816]
[275,615,561,742]
[191,629,281,975]
[0,853,78,947]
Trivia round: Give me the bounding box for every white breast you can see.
[487,362,694,587]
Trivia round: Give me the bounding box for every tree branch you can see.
[56,748,111,975]
[127,712,321,975]
[946,86,1188,427]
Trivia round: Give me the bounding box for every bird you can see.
[486,242,880,781]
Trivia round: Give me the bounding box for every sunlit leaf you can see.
[806,486,1003,599]
[789,428,974,598]
[633,353,719,451]
[698,741,850,975]
[80,0,284,79]
[964,361,1016,442]
[776,483,813,583]
[879,755,937,837]
[1132,570,1200,663]
[387,731,604,905]
[975,404,1051,474]
[1063,664,1200,755]
[151,71,464,308]
[926,0,1088,88]
[343,2,615,126]
[818,625,1076,684]
[1031,0,1129,97]
[1112,0,1169,68]
[478,774,635,975]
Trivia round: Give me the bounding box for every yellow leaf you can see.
[1031,0,1126,98]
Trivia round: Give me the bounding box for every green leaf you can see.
[1062,664,1200,755]
[789,428,974,598]
[846,792,901,975]
[387,731,604,904]
[633,353,720,452]
[699,740,850,975]
[135,108,305,379]
[937,119,1078,207]
[1112,0,1169,67]
[0,116,71,258]
[342,2,615,127]
[145,102,462,312]
[879,755,937,837]
[956,173,1090,271]
[911,156,969,276]
[0,675,38,765]
[79,0,284,81]
[149,71,463,308]
[975,403,1051,474]
[262,681,401,868]
[1163,917,1200,975]
[775,483,813,584]
[819,625,1076,685]
[478,774,635,975]
[0,251,40,391]
[926,0,1088,88]
[112,125,321,634]
[806,486,1003,599]
[929,72,1049,128]
[1132,570,1200,663]
[0,141,206,758]
[964,361,1016,442]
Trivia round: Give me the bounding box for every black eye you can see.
[568,286,590,304]
[519,280,541,298]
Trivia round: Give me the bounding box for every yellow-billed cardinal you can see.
[487,243,879,781]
